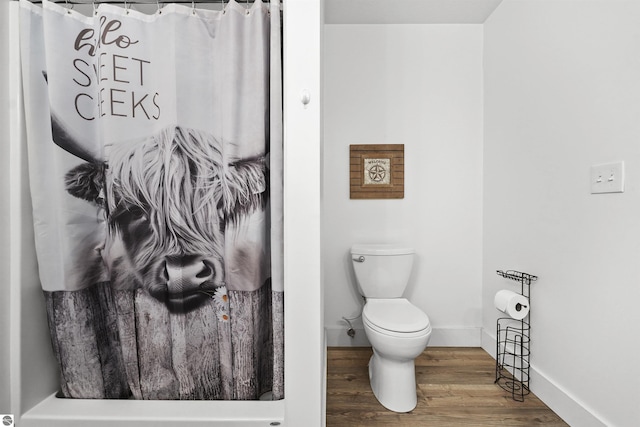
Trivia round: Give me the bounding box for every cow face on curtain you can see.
[63,126,267,313]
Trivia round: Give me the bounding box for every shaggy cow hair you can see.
[64,126,267,312]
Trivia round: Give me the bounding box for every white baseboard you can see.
[430,327,481,347]
[325,326,482,347]
[325,327,371,347]
[481,329,608,427]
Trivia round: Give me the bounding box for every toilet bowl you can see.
[351,244,432,412]
[363,298,432,412]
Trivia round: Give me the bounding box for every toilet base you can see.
[368,351,418,413]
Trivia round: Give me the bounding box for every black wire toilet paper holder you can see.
[495,269,537,402]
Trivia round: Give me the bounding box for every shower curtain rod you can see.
[19,0,265,4]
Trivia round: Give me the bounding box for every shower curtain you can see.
[19,0,283,400]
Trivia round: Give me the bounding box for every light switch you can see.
[590,161,624,194]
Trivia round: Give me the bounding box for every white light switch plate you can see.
[590,161,624,194]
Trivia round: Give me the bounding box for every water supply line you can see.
[342,295,366,338]
[341,316,357,338]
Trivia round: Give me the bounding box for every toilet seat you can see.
[363,299,431,336]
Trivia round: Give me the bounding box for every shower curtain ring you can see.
[192,0,196,15]
[124,0,130,14]
[64,0,73,14]
[157,0,162,14]
[92,1,98,16]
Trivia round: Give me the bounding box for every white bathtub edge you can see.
[20,393,285,427]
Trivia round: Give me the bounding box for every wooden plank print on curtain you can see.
[19,0,284,400]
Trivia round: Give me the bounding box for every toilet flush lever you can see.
[353,256,365,263]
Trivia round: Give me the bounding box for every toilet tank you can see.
[350,244,415,298]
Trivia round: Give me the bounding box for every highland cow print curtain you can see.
[19,0,283,400]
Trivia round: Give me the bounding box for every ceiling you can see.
[324,0,504,24]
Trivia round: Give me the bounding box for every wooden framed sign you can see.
[350,144,404,199]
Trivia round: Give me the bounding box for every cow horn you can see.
[50,110,100,164]
[43,71,99,164]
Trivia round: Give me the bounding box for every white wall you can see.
[483,1,640,426]
[0,0,12,414]
[283,0,325,424]
[323,24,484,346]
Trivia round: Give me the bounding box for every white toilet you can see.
[351,244,432,413]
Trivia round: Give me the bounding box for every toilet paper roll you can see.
[494,290,530,320]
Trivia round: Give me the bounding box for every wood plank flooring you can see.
[326,347,569,427]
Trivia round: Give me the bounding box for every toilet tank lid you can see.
[351,244,414,256]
